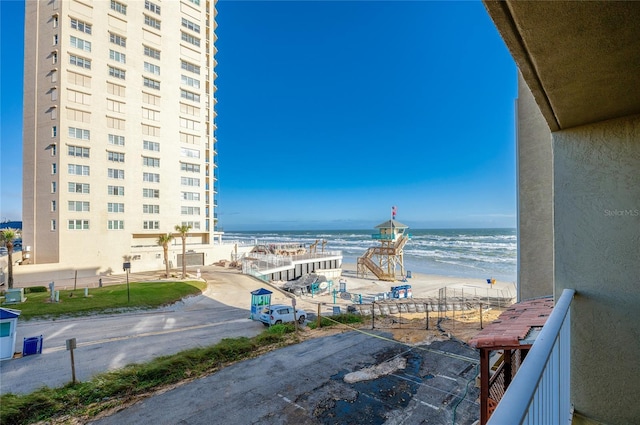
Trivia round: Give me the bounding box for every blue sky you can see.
[1,0,517,231]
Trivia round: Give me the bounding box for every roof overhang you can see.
[483,1,640,131]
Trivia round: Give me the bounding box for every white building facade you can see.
[22,0,220,274]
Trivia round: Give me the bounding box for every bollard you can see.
[99,278,102,288]
[49,282,55,302]
[55,290,60,302]
[84,287,88,297]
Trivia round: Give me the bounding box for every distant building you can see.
[22,0,220,273]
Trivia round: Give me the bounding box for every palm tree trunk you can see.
[7,250,13,289]
[181,236,186,278]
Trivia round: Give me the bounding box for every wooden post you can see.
[66,338,77,384]
[317,303,322,328]
[292,298,298,333]
[371,301,375,330]
[480,302,483,330]
[425,304,429,330]
[480,348,490,425]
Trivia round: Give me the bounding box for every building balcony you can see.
[474,289,575,425]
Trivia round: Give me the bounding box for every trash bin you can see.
[23,335,43,356]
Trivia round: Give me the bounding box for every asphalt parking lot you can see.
[90,331,480,425]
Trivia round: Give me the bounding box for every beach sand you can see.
[252,262,515,345]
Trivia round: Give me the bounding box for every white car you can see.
[259,304,306,326]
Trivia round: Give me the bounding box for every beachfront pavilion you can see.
[482,2,640,424]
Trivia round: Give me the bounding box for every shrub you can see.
[24,286,48,294]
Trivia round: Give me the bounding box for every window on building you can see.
[68,145,89,158]
[51,70,58,83]
[53,15,59,28]
[180,162,200,173]
[53,34,59,45]
[181,191,200,201]
[109,32,126,47]
[108,185,124,196]
[182,221,201,230]
[181,18,200,33]
[69,127,90,140]
[107,82,126,97]
[180,147,200,158]
[180,89,200,103]
[143,45,160,60]
[181,206,200,215]
[108,168,125,179]
[181,31,200,47]
[108,220,125,230]
[52,51,58,64]
[145,1,161,15]
[181,75,200,89]
[110,0,127,15]
[69,54,91,69]
[51,144,57,156]
[70,35,91,52]
[68,219,89,230]
[143,140,160,151]
[181,177,200,187]
[107,202,125,213]
[187,0,200,5]
[51,181,57,193]
[143,221,160,230]
[68,164,90,176]
[143,172,160,183]
[108,66,126,80]
[143,62,160,75]
[107,151,125,162]
[181,60,200,75]
[68,182,90,193]
[51,200,56,212]
[70,18,91,34]
[108,134,125,146]
[142,156,160,167]
[143,204,160,214]
[109,49,126,64]
[50,88,58,101]
[52,126,57,137]
[52,163,57,174]
[143,77,160,90]
[143,188,160,198]
[144,15,161,30]
[51,219,56,231]
[68,201,90,212]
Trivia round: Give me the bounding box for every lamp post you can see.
[123,262,131,303]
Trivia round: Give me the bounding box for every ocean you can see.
[223,228,517,282]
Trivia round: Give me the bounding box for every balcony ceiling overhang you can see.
[483,1,640,131]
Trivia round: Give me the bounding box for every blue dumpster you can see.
[23,335,43,356]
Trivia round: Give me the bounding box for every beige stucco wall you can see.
[516,72,554,301]
[553,114,640,424]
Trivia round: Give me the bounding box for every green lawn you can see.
[4,281,207,320]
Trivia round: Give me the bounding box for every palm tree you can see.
[174,224,192,279]
[1,228,18,289]
[157,233,174,278]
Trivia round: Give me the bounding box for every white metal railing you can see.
[488,288,575,425]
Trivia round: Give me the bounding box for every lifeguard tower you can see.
[357,207,411,281]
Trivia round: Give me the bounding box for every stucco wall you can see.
[516,72,554,300]
[553,114,640,424]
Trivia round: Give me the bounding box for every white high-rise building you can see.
[22,0,220,273]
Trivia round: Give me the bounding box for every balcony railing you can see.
[488,288,575,425]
